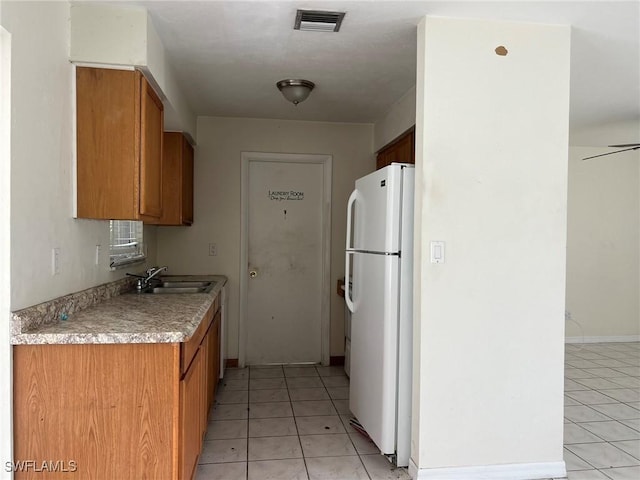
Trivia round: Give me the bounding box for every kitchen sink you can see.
[143,280,215,294]
[159,281,212,288]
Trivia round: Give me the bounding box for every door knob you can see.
[249,270,258,278]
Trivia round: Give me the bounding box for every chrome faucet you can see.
[127,266,168,291]
[145,266,168,284]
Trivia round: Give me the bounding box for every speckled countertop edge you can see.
[11,275,227,345]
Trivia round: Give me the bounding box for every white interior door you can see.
[246,160,324,364]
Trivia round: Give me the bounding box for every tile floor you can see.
[196,364,409,480]
[564,342,639,480]
[196,342,640,480]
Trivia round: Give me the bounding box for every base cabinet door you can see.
[180,346,204,480]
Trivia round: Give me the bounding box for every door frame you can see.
[239,152,332,367]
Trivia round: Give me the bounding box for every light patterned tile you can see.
[611,440,640,460]
[211,403,249,420]
[580,421,640,441]
[601,466,640,479]
[195,462,247,480]
[566,390,620,405]
[284,366,320,377]
[610,377,640,389]
[320,375,349,388]
[247,459,308,480]
[289,388,330,401]
[300,433,356,457]
[349,432,380,454]
[584,368,625,378]
[566,379,592,391]
[601,389,640,403]
[566,368,598,379]
[576,378,628,390]
[564,448,594,471]
[250,377,287,390]
[620,418,640,432]
[199,439,247,464]
[326,387,349,400]
[292,400,337,417]
[249,417,298,437]
[250,366,284,379]
[219,379,249,391]
[564,423,605,444]
[566,470,609,479]
[565,405,613,423]
[566,442,638,469]
[224,368,249,380]
[250,388,290,403]
[360,454,411,479]
[248,435,302,461]
[216,390,249,405]
[316,366,347,377]
[591,403,640,420]
[287,376,324,389]
[305,456,369,480]
[205,420,248,440]
[332,399,352,415]
[295,415,346,435]
[249,402,293,419]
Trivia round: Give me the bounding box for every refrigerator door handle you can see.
[345,189,358,313]
[345,189,358,251]
[345,251,355,313]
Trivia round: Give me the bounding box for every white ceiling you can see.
[125,0,639,135]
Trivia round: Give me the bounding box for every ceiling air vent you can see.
[294,10,346,32]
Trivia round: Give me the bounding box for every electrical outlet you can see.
[95,245,101,265]
[208,243,217,256]
[52,247,60,275]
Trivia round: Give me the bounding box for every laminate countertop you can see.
[11,275,227,345]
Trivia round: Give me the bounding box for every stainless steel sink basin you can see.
[160,281,212,288]
[143,280,215,294]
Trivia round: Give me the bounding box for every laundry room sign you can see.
[268,190,305,201]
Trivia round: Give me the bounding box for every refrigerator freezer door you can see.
[351,165,402,254]
[349,251,399,455]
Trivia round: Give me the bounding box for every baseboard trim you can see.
[225,358,239,368]
[409,461,566,480]
[566,335,640,344]
[330,355,345,366]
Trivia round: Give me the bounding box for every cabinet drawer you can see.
[181,304,213,376]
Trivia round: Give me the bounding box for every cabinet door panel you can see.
[182,139,194,224]
[180,346,203,480]
[76,68,138,219]
[139,76,163,218]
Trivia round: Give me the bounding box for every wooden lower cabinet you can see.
[180,345,204,480]
[13,305,222,480]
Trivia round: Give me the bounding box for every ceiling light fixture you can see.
[276,79,315,105]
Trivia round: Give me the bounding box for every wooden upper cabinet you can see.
[158,132,194,226]
[76,67,164,221]
[376,127,415,170]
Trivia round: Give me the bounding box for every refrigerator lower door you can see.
[349,252,399,455]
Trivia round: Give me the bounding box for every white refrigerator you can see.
[345,163,414,467]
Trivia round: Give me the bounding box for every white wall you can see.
[566,145,640,341]
[412,16,570,478]
[2,1,158,312]
[374,85,416,151]
[157,117,374,359]
[0,12,13,479]
[70,3,196,138]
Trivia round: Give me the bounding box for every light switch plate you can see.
[430,241,445,264]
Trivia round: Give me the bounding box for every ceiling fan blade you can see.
[608,144,640,148]
[582,145,640,161]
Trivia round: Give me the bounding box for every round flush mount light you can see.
[277,79,315,105]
